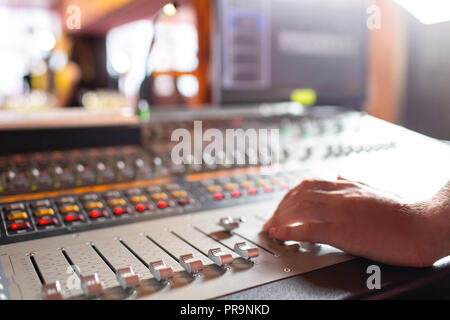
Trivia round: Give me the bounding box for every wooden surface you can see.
[0,107,139,130]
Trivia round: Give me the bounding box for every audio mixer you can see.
[1,109,449,300]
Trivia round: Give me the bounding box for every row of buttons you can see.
[201,173,296,201]
[1,183,195,235]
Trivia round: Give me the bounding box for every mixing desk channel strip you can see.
[170,231,212,260]
[193,226,236,252]
[29,254,45,285]
[91,244,117,274]
[119,240,151,269]
[231,231,276,256]
[60,249,80,277]
[144,235,183,265]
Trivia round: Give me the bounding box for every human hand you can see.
[263,178,449,267]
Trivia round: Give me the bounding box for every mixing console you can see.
[1,110,449,300]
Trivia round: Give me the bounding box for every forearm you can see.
[424,181,450,262]
[429,181,450,215]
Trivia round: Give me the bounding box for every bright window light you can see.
[394,0,450,25]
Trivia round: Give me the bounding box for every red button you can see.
[280,184,289,190]
[136,204,152,212]
[231,190,241,198]
[264,186,273,193]
[10,221,31,231]
[90,210,107,218]
[247,188,258,195]
[213,193,224,200]
[38,218,57,226]
[113,207,123,215]
[90,211,99,218]
[157,201,167,209]
[65,214,83,222]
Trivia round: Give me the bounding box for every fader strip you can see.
[0,200,353,300]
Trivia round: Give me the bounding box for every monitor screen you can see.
[212,0,370,107]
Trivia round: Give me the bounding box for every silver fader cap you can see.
[218,217,242,231]
[179,254,203,274]
[234,242,259,260]
[149,259,173,281]
[116,266,140,290]
[81,273,103,298]
[208,248,233,266]
[300,241,321,252]
[42,281,63,300]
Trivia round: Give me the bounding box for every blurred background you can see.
[0,0,449,139]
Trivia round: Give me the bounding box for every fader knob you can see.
[53,166,63,176]
[42,281,63,300]
[30,168,40,178]
[116,266,140,290]
[75,163,85,173]
[135,158,145,168]
[116,160,126,170]
[208,248,233,266]
[6,170,16,181]
[234,242,259,260]
[96,162,106,172]
[218,217,242,232]
[179,254,203,274]
[300,241,321,252]
[80,273,103,298]
[149,259,173,281]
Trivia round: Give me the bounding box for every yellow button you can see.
[130,195,148,204]
[257,179,268,187]
[224,183,238,191]
[240,181,253,189]
[171,190,187,198]
[60,205,79,214]
[206,185,222,193]
[34,208,55,217]
[84,202,103,210]
[151,193,168,201]
[7,211,28,220]
[107,199,126,207]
